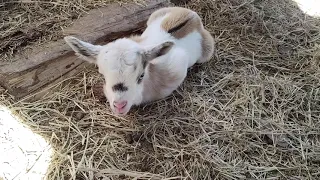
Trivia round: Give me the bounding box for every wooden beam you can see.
[0,0,170,99]
[170,0,190,5]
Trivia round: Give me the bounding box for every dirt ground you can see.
[1,0,320,179]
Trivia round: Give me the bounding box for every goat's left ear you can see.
[143,41,174,62]
[64,36,102,64]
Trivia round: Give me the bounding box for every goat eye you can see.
[139,73,145,80]
[137,73,145,84]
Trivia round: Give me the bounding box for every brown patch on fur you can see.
[198,29,215,63]
[160,7,202,39]
[147,7,172,26]
[129,35,145,43]
[152,7,214,61]
[147,7,214,63]
[143,63,180,101]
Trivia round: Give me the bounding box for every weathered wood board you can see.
[0,0,170,99]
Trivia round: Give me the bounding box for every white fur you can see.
[64,9,205,116]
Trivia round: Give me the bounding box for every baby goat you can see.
[64,7,214,115]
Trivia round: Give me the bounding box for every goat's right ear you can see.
[142,41,174,62]
[64,36,102,64]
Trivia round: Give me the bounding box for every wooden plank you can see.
[170,0,191,5]
[0,0,170,99]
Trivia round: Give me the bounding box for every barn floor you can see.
[1,0,320,179]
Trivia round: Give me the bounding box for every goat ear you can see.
[143,41,174,62]
[64,36,102,64]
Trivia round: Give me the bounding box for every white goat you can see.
[64,7,214,115]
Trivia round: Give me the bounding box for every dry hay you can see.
[0,0,144,61]
[1,0,320,179]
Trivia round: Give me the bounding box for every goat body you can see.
[136,7,215,104]
[64,7,214,115]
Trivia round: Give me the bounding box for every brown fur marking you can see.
[161,7,202,39]
[198,29,215,63]
[147,7,172,26]
[129,35,145,43]
[143,63,180,100]
[147,7,214,62]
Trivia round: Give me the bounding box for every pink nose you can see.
[113,101,127,109]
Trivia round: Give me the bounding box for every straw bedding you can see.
[1,0,320,179]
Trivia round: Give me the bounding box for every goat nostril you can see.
[113,101,127,109]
